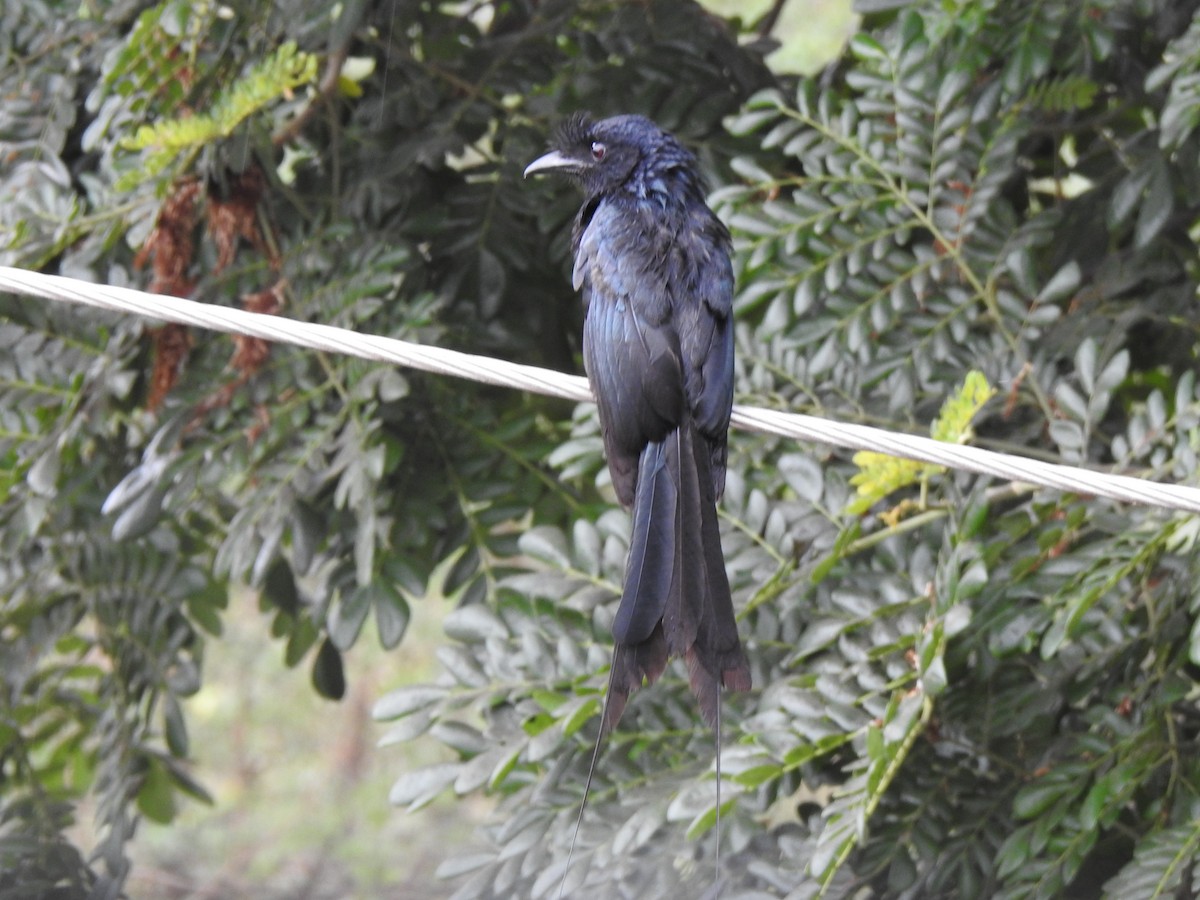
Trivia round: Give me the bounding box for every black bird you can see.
[525,113,751,730]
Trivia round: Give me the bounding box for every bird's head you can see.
[524,112,693,197]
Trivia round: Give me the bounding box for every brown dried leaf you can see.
[146,323,193,412]
[231,279,287,377]
[207,166,279,273]
[136,178,201,297]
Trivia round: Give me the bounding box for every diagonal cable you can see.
[3,265,1200,514]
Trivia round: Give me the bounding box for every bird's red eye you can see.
[591,142,606,161]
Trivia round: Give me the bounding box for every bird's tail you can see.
[605,421,750,731]
[559,424,751,896]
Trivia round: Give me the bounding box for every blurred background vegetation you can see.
[5,0,1200,898]
[115,602,467,898]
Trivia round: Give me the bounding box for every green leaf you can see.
[311,638,345,700]
[1102,821,1200,898]
[262,558,299,616]
[388,763,461,810]
[733,763,783,788]
[1013,776,1075,820]
[850,34,888,61]
[443,605,507,643]
[373,685,449,721]
[1187,613,1200,667]
[283,617,318,668]
[560,696,601,737]
[1135,158,1173,249]
[136,757,176,825]
[1036,260,1081,304]
[328,583,372,650]
[374,582,411,649]
[163,695,188,758]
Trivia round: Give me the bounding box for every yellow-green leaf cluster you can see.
[930,370,996,444]
[848,371,995,515]
[118,42,317,189]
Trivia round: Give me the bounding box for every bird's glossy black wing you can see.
[577,200,684,506]
[671,206,735,497]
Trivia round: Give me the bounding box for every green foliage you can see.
[1149,11,1200,152]
[100,1,201,117]
[0,0,772,894]
[5,0,1200,897]
[850,370,995,514]
[378,0,1200,897]
[117,41,318,189]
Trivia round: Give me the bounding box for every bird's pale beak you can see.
[523,150,580,178]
